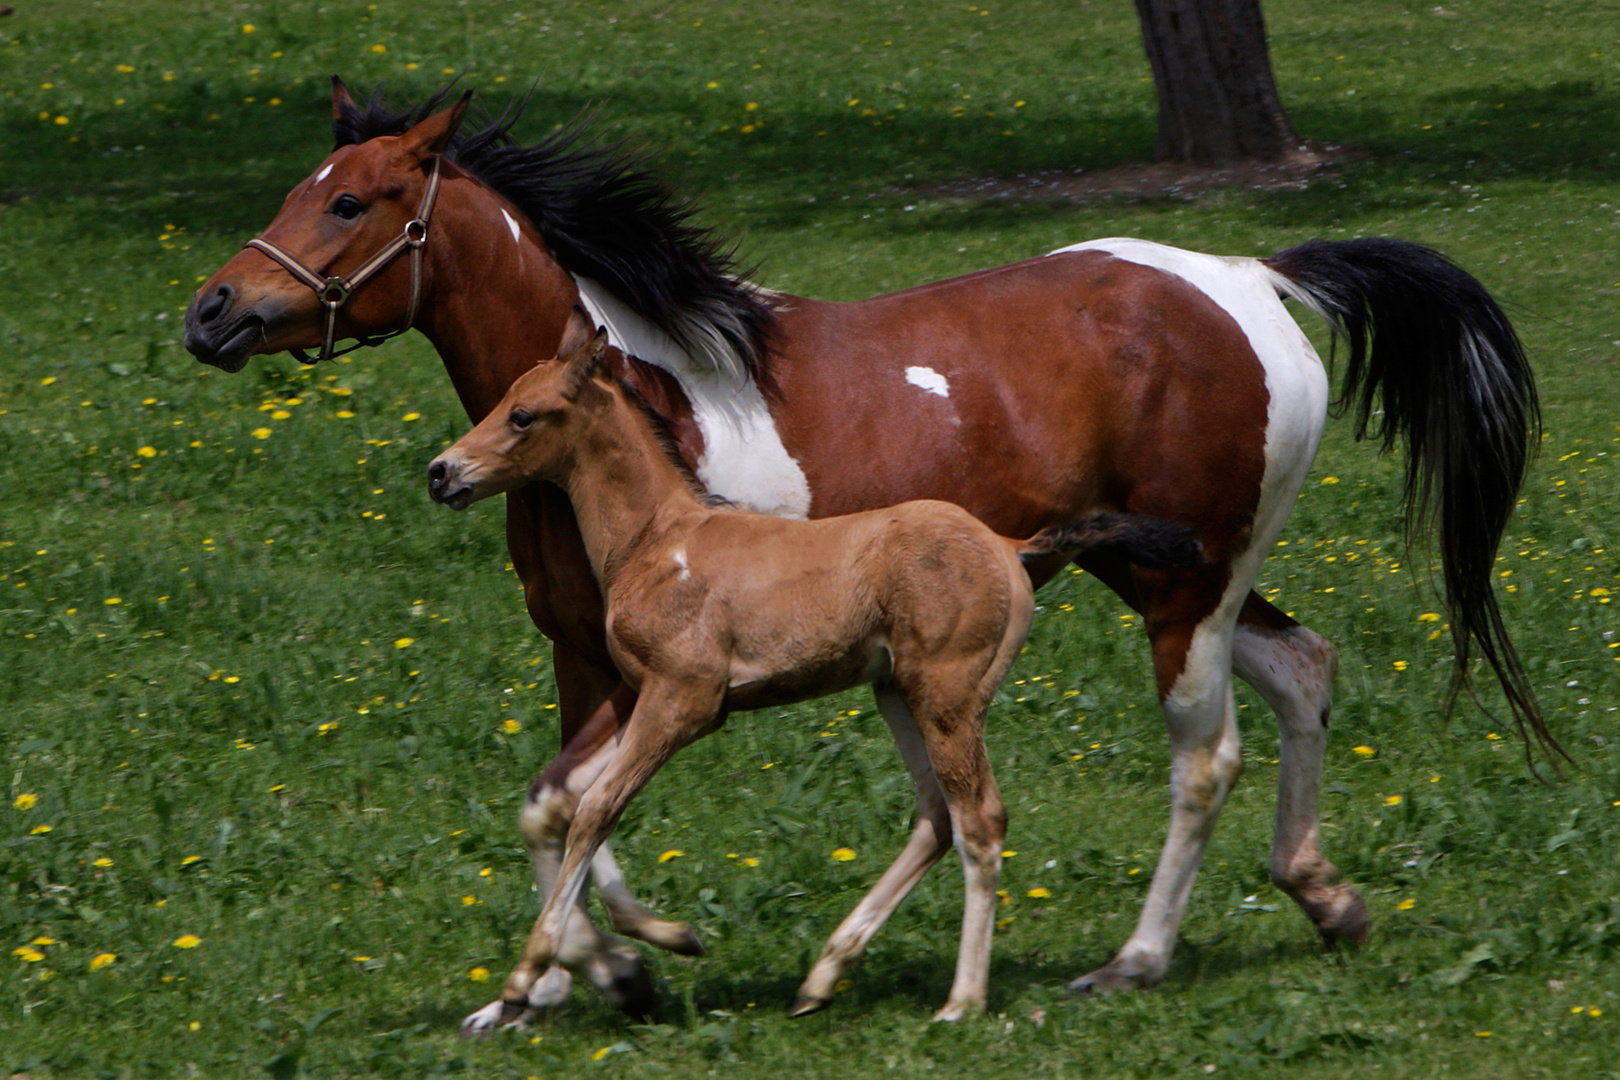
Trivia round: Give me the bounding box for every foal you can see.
[427,324,1200,1022]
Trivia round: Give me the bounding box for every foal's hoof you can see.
[588,946,659,1018]
[458,998,528,1039]
[1067,959,1155,996]
[789,992,830,1018]
[642,920,705,957]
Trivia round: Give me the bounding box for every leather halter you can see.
[242,155,443,364]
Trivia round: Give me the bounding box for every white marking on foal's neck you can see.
[313,163,335,185]
[500,208,523,244]
[904,366,951,398]
[572,275,812,519]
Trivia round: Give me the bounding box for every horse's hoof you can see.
[589,946,659,1018]
[637,919,705,957]
[1067,959,1153,996]
[789,992,829,1018]
[931,1000,978,1023]
[458,998,528,1039]
[1311,885,1370,946]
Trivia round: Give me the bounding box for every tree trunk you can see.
[1134,0,1300,165]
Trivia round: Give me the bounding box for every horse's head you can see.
[428,312,607,510]
[185,78,469,372]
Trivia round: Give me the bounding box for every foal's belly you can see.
[721,632,890,713]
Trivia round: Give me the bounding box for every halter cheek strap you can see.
[243,155,443,364]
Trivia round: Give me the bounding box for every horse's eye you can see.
[329,194,365,220]
[509,408,534,430]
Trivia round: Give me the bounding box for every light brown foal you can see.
[427,324,1199,1024]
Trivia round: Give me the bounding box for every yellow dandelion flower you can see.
[1384,795,1403,806]
[461,895,477,906]
[1027,887,1052,899]
[30,937,55,946]
[658,849,684,863]
[93,857,113,868]
[834,978,854,993]
[117,64,135,73]
[251,427,271,439]
[371,43,387,54]
[1571,1005,1585,1015]
[270,410,290,420]
[1397,898,1415,910]
[1352,745,1375,757]
[743,857,759,867]
[501,718,522,735]
[173,934,201,949]
[1001,850,1018,858]
[13,948,44,962]
[189,1021,200,1031]
[1591,1008,1604,1018]
[1474,1031,1491,1038]
[394,637,414,649]
[54,116,70,126]
[468,966,490,981]
[104,597,122,606]
[136,446,157,458]
[1418,612,1440,622]
[592,1046,613,1061]
[30,825,51,835]
[89,952,116,970]
[402,412,420,421]
[242,23,255,33]
[479,867,493,878]
[1392,660,1408,671]
[1321,476,1340,485]
[180,855,201,865]
[352,955,371,962]
[14,793,37,810]
[831,847,856,862]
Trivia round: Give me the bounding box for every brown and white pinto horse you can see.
[424,323,1200,1022]
[184,84,1549,1031]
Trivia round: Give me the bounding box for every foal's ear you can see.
[554,305,597,363]
[561,328,610,401]
[331,75,357,123]
[397,90,474,162]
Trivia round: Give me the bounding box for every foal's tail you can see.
[1020,512,1202,571]
[1261,238,1560,769]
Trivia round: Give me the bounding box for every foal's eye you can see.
[329,194,365,220]
[509,408,535,430]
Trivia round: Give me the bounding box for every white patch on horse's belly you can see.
[500,208,523,244]
[313,163,334,184]
[904,366,950,398]
[573,275,813,519]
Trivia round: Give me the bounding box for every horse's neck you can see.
[415,179,580,422]
[562,389,707,588]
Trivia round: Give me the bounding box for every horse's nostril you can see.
[197,284,233,324]
[428,460,447,483]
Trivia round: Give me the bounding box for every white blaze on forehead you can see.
[573,275,812,519]
[904,365,950,398]
[313,163,335,185]
[500,208,523,244]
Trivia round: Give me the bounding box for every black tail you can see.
[1263,238,1560,770]
[1022,512,1202,571]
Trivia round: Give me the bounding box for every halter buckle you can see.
[318,277,351,306]
[404,219,429,245]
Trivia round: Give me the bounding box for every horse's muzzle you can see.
[427,456,477,510]
[184,284,267,373]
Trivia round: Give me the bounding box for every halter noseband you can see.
[242,155,443,364]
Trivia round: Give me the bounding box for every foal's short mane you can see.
[614,377,735,510]
[333,85,775,382]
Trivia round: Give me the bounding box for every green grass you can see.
[3,1,1620,1076]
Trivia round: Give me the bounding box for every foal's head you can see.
[427,320,610,510]
[184,80,469,371]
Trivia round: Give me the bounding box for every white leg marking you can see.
[904,366,951,398]
[573,274,812,518]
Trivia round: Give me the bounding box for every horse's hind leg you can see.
[1070,571,1244,994]
[791,681,955,1017]
[1232,596,1367,943]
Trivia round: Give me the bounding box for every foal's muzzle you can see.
[427,455,476,510]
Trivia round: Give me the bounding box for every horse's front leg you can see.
[496,681,719,1017]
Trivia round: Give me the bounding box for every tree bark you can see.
[1134,0,1300,165]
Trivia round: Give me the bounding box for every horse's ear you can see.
[554,305,597,364]
[331,75,356,123]
[561,328,610,401]
[397,90,474,162]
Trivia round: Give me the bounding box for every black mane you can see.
[333,84,775,381]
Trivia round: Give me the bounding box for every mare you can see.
[183,83,1550,1033]
[424,322,1201,1023]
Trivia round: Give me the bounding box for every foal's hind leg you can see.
[791,682,955,1017]
[1232,597,1367,943]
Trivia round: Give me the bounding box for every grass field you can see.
[3,1,1620,1076]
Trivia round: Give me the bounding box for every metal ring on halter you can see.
[241,155,443,364]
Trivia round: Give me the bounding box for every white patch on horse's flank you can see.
[904,366,951,399]
[572,275,813,519]
[1047,238,1329,705]
[313,163,334,185]
[500,208,523,245]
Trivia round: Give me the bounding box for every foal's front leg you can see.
[496,683,721,1017]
